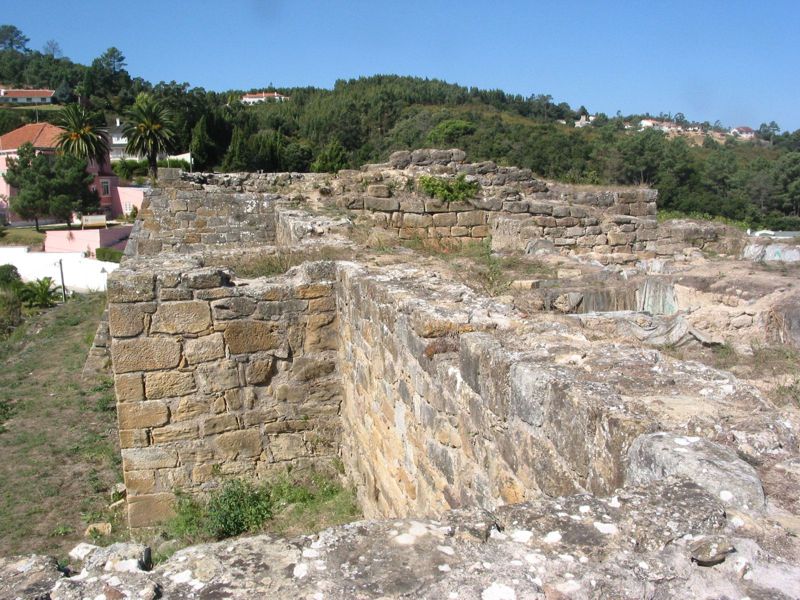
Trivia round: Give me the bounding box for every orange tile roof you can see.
[242,91,288,99]
[1,89,54,98]
[0,122,65,151]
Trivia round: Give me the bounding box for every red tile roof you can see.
[1,89,54,98]
[0,123,65,151]
[242,91,288,99]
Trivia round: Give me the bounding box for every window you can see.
[101,179,111,196]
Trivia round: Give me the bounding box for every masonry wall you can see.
[107,260,341,528]
[336,263,648,519]
[129,186,279,256]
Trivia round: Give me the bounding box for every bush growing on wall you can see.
[418,173,480,202]
[96,247,124,263]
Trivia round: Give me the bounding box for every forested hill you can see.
[1,30,799,229]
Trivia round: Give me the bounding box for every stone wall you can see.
[128,185,280,256]
[107,258,342,528]
[336,263,657,519]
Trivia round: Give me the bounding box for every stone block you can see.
[402,213,433,228]
[552,205,569,218]
[432,212,457,227]
[111,338,182,373]
[107,272,155,303]
[269,434,309,461]
[118,401,170,429]
[246,357,275,385]
[364,197,399,212]
[213,430,262,460]
[184,333,225,364]
[308,296,336,312]
[195,360,240,392]
[471,226,489,238]
[457,211,486,227]
[451,226,469,237]
[607,231,636,246]
[119,429,149,449]
[122,447,178,471]
[203,414,239,436]
[151,301,212,335]
[211,297,257,320]
[183,268,231,289]
[366,184,391,198]
[124,470,155,495]
[257,299,308,319]
[151,422,198,444]
[128,493,175,528]
[294,283,333,299]
[224,321,280,354]
[108,303,153,337]
[145,371,196,399]
[160,288,193,301]
[115,373,144,402]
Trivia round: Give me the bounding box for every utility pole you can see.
[58,259,67,302]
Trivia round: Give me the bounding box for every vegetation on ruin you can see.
[0,293,122,557]
[418,174,480,203]
[167,471,360,548]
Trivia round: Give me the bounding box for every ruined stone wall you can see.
[336,263,649,520]
[107,259,341,528]
[128,186,279,256]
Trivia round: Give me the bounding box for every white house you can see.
[241,91,290,105]
[0,88,55,105]
[730,126,755,140]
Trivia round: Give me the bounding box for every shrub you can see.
[205,479,273,539]
[96,247,124,263]
[19,277,60,308]
[0,264,22,288]
[0,287,22,334]
[418,174,479,203]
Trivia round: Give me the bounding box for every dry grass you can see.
[0,227,45,248]
[0,294,124,558]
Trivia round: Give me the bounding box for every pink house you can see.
[0,122,122,224]
[44,225,133,256]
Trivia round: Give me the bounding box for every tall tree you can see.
[55,104,110,167]
[3,143,50,230]
[0,25,29,52]
[123,93,176,180]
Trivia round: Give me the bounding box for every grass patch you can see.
[0,293,123,557]
[219,247,352,279]
[0,227,45,247]
[167,471,360,545]
[403,236,554,296]
[657,210,751,231]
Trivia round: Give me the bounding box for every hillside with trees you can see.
[2,24,799,229]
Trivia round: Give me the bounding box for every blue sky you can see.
[6,0,800,130]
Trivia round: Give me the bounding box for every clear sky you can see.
[5,0,800,130]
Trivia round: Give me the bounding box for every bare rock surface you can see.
[5,478,800,599]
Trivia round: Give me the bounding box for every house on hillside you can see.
[730,126,755,140]
[0,88,55,105]
[241,91,290,105]
[0,122,123,224]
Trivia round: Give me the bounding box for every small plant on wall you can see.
[418,174,479,203]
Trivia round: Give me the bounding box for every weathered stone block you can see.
[151,422,198,444]
[457,211,486,227]
[366,184,391,198]
[402,213,433,228]
[432,212,457,227]
[184,333,225,364]
[115,373,144,402]
[183,268,231,289]
[257,299,308,319]
[195,360,240,392]
[308,296,336,312]
[151,301,212,334]
[224,321,280,354]
[124,470,155,495]
[203,414,239,436]
[122,447,178,470]
[145,371,195,399]
[471,225,489,238]
[128,493,175,528]
[119,429,149,449]
[246,357,275,385]
[211,296,257,320]
[111,338,182,373]
[213,430,262,459]
[295,283,333,299]
[269,434,309,461]
[118,400,170,429]
[365,197,399,211]
[107,272,155,303]
[108,303,153,337]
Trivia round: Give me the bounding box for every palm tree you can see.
[123,93,176,181]
[55,104,110,168]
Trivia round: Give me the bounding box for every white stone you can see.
[69,543,99,562]
[394,533,416,545]
[542,531,562,544]
[510,529,533,543]
[482,582,517,600]
[593,522,618,535]
[293,563,309,579]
